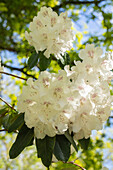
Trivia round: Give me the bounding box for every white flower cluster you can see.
[66,44,113,140]
[17,44,113,140]
[25,6,74,59]
[17,70,73,139]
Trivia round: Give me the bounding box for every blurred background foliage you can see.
[0,0,113,169]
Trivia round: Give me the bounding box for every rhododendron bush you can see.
[0,6,112,169]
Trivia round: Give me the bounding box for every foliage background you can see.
[0,0,113,169]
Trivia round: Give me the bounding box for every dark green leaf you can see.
[64,131,78,152]
[39,51,51,71]
[78,138,90,150]
[35,135,55,167]
[8,113,24,132]
[27,137,34,147]
[54,135,71,162]
[2,110,18,130]
[28,52,39,69]
[9,123,34,159]
[0,106,8,126]
[2,114,10,129]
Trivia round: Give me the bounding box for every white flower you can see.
[73,116,102,140]
[79,44,103,60]
[25,6,74,59]
[69,95,102,140]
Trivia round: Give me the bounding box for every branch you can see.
[52,160,85,170]
[0,71,27,81]
[0,45,20,53]
[53,0,106,10]
[0,97,16,111]
[3,63,25,72]
[3,63,37,79]
[0,129,8,132]
[67,161,86,170]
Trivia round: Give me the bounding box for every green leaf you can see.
[9,123,34,159]
[8,113,24,132]
[35,135,55,167]
[78,138,90,150]
[54,135,71,162]
[0,106,8,126]
[2,110,18,130]
[64,131,78,152]
[27,137,34,147]
[39,51,51,71]
[2,114,11,129]
[28,52,39,69]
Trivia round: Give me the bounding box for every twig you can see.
[52,160,86,170]
[0,45,20,53]
[0,129,8,132]
[0,129,18,133]
[73,157,79,162]
[0,97,16,111]
[67,161,86,170]
[0,71,27,81]
[2,63,37,79]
